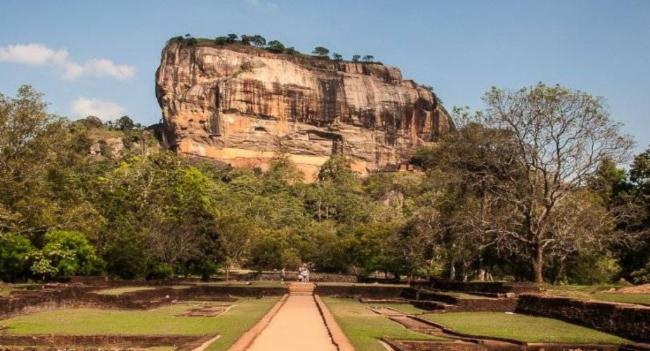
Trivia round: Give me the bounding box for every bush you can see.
[0,233,36,282]
[148,263,174,280]
[566,255,621,285]
[35,230,104,279]
[631,260,650,284]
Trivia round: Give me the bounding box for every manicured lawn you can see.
[323,298,445,351]
[543,284,650,306]
[591,292,650,306]
[370,303,429,315]
[436,291,491,300]
[196,280,285,288]
[92,286,159,295]
[421,312,630,344]
[0,283,41,297]
[1,297,279,351]
[316,282,409,287]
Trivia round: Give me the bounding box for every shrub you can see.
[35,230,104,279]
[631,260,650,284]
[266,40,285,53]
[566,255,621,285]
[0,233,36,282]
[148,263,174,280]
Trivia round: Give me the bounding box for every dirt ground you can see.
[618,284,650,293]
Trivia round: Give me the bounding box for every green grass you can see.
[323,298,446,351]
[591,292,650,306]
[543,284,650,306]
[316,282,409,287]
[1,297,279,351]
[421,312,630,344]
[436,291,492,300]
[0,283,42,297]
[369,303,430,315]
[92,286,160,295]
[196,280,285,288]
[0,284,10,297]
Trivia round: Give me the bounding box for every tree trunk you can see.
[532,243,544,283]
[554,257,566,283]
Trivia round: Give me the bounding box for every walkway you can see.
[246,284,337,351]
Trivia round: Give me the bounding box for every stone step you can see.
[288,283,315,296]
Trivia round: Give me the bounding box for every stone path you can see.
[246,284,337,351]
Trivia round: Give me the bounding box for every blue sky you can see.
[1,0,648,150]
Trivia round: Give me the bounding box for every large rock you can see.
[156,39,453,180]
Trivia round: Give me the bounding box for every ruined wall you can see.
[516,294,650,343]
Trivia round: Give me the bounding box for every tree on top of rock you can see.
[266,40,285,53]
[313,46,330,57]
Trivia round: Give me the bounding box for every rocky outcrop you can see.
[156,39,453,180]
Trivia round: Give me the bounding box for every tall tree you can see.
[479,83,633,282]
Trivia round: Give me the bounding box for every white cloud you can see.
[71,97,126,120]
[0,43,134,80]
[0,43,68,65]
[244,0,278,9]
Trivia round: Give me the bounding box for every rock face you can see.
[156,39,453,180]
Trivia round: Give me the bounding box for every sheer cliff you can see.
[156,39,453,180]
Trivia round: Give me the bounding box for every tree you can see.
[212,211,254,281]
[80,115,103,129]
[352,55,361,62]
[116,115,135,131]
[313,46,330,57]
[226,33,238,43]
[478,83,633,283]
[34,230,103,279]
[362,55,374,62]
[332,53,343,61]
[0,233,36,282]
[250,35,266,47]
[266,40,285,53]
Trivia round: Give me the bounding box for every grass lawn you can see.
[436,291,491,300]
[1,297,280,351]
[323,298,446,351]
[92,286,160,295]
[316,282,409,287]
[369,303,430,315]
[0,283,42,297]
[421,312,630,344]
[195,280,285,288]
[543,285,650,306]
[591,292,650,306]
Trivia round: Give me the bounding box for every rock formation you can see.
[156,38,453,180]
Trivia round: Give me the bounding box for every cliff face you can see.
[156,39,452,180]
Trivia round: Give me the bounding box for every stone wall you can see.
[516,294,650,343]
[415,279,540,296]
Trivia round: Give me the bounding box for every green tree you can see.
[36,230,103,278]
[352,55,361,62]
[479,83,633,282]
[313,46,330,57]
[0,233,36,282]
[266,40,285,53]
[332,53,343,61]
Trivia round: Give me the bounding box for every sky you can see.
[1,0,648,151]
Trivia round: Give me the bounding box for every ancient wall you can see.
[516,294,650,343]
